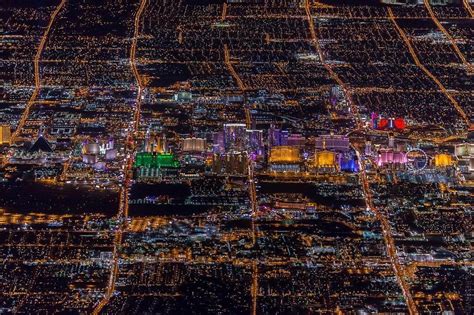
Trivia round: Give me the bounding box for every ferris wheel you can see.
[405,148,428,172]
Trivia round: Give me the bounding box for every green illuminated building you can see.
[134,152,180,179]
[135,152,180,168]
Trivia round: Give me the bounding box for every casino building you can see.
[375,149,407,168]
[134,152,180,180]
[433,153,454,168]
[0,125,11,145]
[268,146,301,172]
[313,150,337,172]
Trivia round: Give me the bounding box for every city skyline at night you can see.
[0,0,472,314]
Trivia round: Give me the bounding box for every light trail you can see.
[11,0,67,143]
[224,44,246,91]
[423,0,473,73]
[304,0,362,129]
[224,43,252,129]
[92,0,148,313]
[462,0,474,17]
[248,160,258,247]
[247,148,258,315]
[251,260,258,315]
[59,156,72,182]
[388,7,470,127]
[221,2,228,21]
[224,43,255,148]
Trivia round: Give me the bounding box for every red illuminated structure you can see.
[394,118,406,130]
[371,113,406,131]
[378,118,389,129]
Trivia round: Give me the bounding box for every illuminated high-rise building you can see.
[269,146,301,172]
[311,150,337,173]
[145,132,167,153]
[455,143,473,157]
[287,134,305,147]
[376,149,407,167]
[268,126,280,147]
[434,153,453,168]
[224,123,247,151]
[454,143,473,177]
[0,125,11,145]
[315,135,350,152]
[339,154,359,173]
[212,131,225,153]
[211,152,248,175]
[388,134,395,148]
[268,126,290,147]
[246,129,263,154]
[134,152,180,180]
[365,140,372,156]
[82,142,100,155]
[269,146,300,163]
[182,137,207,152]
